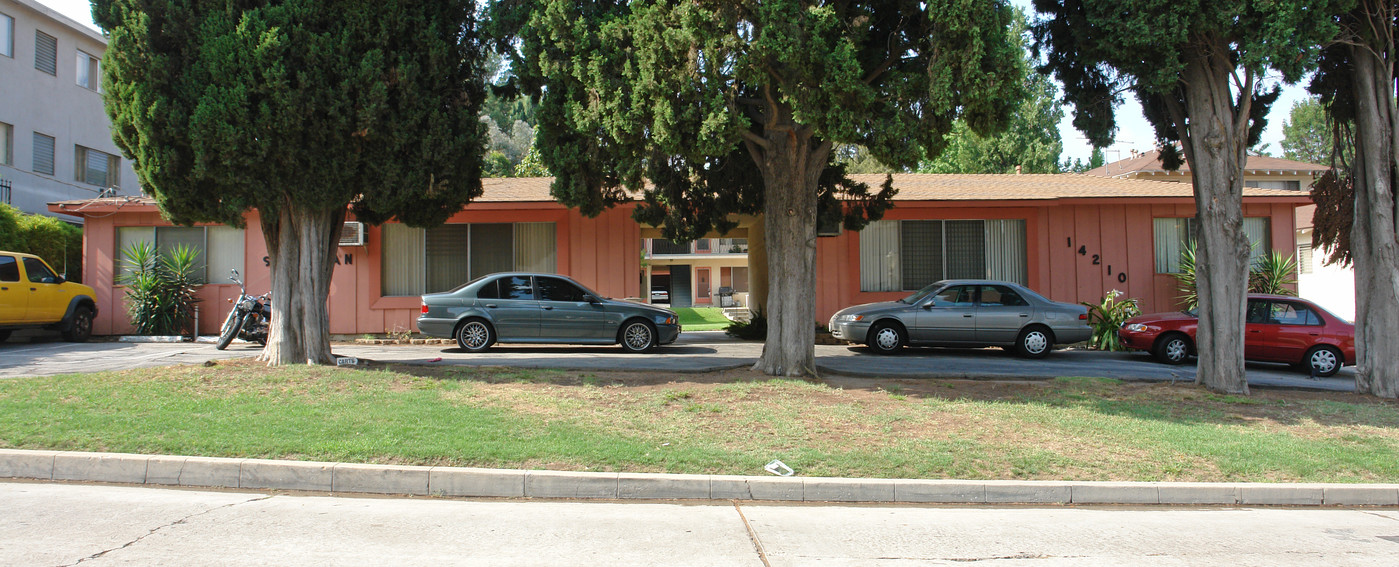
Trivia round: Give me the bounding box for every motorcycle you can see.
[215,268,271,350]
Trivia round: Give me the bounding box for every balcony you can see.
[647,238,748,256]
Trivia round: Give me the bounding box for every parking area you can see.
[0,330,1356,391]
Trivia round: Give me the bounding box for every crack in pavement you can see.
[59,494,275,566]
[731,500,771,567]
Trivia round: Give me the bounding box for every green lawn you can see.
[2,362,1398,482]
[672,307,731,331]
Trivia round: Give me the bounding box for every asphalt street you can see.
[4,482,1398,566]
[0,330,1359,391]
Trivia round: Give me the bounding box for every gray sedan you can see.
[417,273,681,352]
[828,279,1090,358]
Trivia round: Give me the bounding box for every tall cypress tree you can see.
[94,0,488,364]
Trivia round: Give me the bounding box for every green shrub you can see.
[0,204,83,282]
[723,309,766,340]
[119,242,203,336]
[1082,289,1141,351]
[1249,251,1299,296]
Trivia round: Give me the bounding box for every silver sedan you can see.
[417,273,680,353]
[828,280,1090,358]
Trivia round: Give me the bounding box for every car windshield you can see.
[900,282,947,304]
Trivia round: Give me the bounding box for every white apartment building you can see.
[0,0,138,221]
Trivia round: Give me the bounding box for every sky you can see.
[39,0,1310,165]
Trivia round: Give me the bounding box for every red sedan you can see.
[1118,294,1355,377]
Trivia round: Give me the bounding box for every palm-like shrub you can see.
[1175,243,1300,310]
[119,242,202,336]
[1082,289,1141,351]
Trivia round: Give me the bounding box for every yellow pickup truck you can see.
[0,251,97,343]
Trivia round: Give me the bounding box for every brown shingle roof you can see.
[49,173,1307,215]
[1085,149,1330,177]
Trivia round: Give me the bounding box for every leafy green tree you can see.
[1307,0,1399,398]
[495,0,1023,376]
[833,144,899,175]
[1064,147,1106,173]
[94,0,489,365]
[920,10,1064,174]
[1034,0,1340,395]
[1281,97,1337,165]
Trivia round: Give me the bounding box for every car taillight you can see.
[1079,313,1088,320]
[421,303,430,314]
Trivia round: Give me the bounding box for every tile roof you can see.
[1085,149,1330,177]
[49,173,1307,215]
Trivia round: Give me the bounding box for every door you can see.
[0,255,24,324]
[1266,300,1325,364]
[21,257,67,324]
[670,265,692,307]
[536,276,608,340]
[479,275,539,340]
[912,285,978,344]
[974,285,1033,344]
[1243,299,1272,361]
[695,268,712,305]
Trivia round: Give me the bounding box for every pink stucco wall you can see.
[68,196,1300,336]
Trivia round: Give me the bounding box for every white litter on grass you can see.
[764,459,794,477]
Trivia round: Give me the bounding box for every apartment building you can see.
[0,0,137,220]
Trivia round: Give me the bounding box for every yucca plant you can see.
[1249,251,1299,295]
[1082,289,1141,351]
[1174,241,1199,311]
[119,242,203,336]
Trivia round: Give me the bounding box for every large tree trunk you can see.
[258,202,346,366]
[750,114,829,376]
[1348,41,1399,398]
[1175,50,1252,395]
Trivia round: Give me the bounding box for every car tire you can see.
[1304,345,1343,378]
[620,319,657,353]
[1153,333,1192,365]
[62,306,94,343]
[1014,325,1053,359]
[456,318,495,352]
[866,321,905,354]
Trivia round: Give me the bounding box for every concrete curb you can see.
[3,449,1397,506]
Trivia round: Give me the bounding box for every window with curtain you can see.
[1153,217,1272,274]
[1,13,13,58]
[76,50,100,91]
[859,219,1028,292]
[0,122,12,166]
[381,222,558,296]
[114,225,243,284]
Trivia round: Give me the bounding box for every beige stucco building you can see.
[0,0,138,220]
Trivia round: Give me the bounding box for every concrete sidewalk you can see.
[2,448,1395,507]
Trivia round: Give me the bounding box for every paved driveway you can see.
[0,330,1357,391]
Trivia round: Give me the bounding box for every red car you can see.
[1118,294,1355,377]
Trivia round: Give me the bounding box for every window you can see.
[538,276,588,302]
[381,222,557,296]
[1,13,13,58]
[1298,242,1314,274]
[76,50,100,91]
[979,285,1028,307]
[1153,217,1271,273]
[0,122,12,166]
[34,30,56,75]
[1245,180,1302,191]
[859,219,1027,292]
[496,276,534,300]
[0,255,18,282]
[23,257,56,283]
[650,239,692,255]
[76,146,120,187]
[32,133,55,175]
[732,266,749,293]
[115,225,245,284]
[929,285,976,307]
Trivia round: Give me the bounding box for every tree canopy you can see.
[495,0,1024,375]
[94,0,489,364]
[1281,97,1339,166]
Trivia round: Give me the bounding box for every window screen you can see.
[945,220,985,279]
[425,224,470,294]
[469,223,513,278]
[33,133,55,175]
[900,220,943,291]
[34,30,56,75]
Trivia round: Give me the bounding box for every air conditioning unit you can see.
[338,221,366,246]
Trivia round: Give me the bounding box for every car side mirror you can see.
[585,294,601,304]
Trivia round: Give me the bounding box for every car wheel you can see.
[1153,333,1192,365]
[620,319,656,353]
[866,321,905,354]
[62,306,94,343]
[455,319,494,352]
[1304,345,1342,377]
[1015,325,1053,359]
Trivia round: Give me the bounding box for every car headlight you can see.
[657,315,676,325]
[835,314,864,322]
[1123,323,1148,332]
